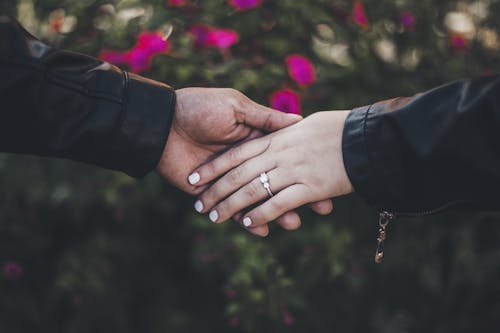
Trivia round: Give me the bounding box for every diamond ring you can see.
[259,172,274,198]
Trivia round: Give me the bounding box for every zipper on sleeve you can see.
[374,211,395,263]
[374,201,464,264]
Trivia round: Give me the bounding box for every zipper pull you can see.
[374,211,395,264]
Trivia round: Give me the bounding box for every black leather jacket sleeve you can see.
[0,16,176,178]
[342,75,500,214]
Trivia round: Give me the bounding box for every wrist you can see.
[332,110,354,195]
[154,90,180,175]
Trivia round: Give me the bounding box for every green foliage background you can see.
[1,0,500,332]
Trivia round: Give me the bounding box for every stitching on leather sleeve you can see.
[361,104,379,181]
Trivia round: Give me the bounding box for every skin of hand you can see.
[189,110,354,232]
[155,88,333,236]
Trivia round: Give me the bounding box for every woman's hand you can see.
[156,87,331,236]
[189,111,354,233]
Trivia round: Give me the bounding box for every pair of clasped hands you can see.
[157,88,354,236]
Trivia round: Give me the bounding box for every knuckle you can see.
[228,167,242,185]
[226,89,244,105]
[269,199,286,215]
[230,88,246,101]
[232,99,247,114]
[226,88,239,96]
[202,161,217,179]
[228,146,242,164]
[244,181,262,200]
[262,113,274,132]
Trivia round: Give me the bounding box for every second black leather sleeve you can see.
[0,17,175,178]
[342,75,500,213]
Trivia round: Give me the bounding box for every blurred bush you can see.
[2,0,500,332]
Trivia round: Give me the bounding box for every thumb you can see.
[241,101,302,132]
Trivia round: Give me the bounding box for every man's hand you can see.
[155,88,333,236]
[156,88,302,192]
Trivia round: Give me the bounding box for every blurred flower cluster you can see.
[187,24,239,49]
[100,31,170,72]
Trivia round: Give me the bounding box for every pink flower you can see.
[353,1,369,29]
[450,34,468,50]
[135,31,171,54]
[129,31,170,73]
[167,0,188,6]
[188,24,216,47]
[125,31,170,73]
[188,24,239,49]
[126,31,171,73]
[125,48,152,73]
[3,261,23,281]
[270,89,301,115]
[285,55,316,86]
[400,10,416,31]
[210,29,239,48]
[99,50,127,65]
[281,308,295,326]
[228,0,262,11]
[99,31,170,73]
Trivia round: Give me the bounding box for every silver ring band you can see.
[260,172,274,198]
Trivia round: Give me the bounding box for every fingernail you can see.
[194,200,203,213]
[209,210,219,223]
[243,217,252,227]
[188,172,201,185]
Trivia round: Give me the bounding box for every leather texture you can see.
[0,16,176,177]
[342,76,500,213]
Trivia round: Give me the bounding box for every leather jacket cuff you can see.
[0,16,176,179]
[342,102,406,211]
[343,76,500,214]
[118,73,176,178]
[342,105,379,207]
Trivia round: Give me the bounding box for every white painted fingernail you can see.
[194,200,203,213]
[243,217,252,227]
[188,172,201,185]
[209,210,219,223]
